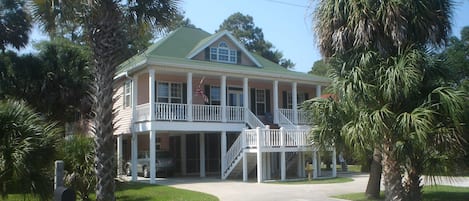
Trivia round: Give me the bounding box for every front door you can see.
[228,88,244,121]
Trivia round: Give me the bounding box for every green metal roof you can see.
[117,27,329,83]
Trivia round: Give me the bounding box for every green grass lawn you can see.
[4,182,219,201]
[333,185,469,201]
[270,177,353,184]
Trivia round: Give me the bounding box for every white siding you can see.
[114,80,133,135]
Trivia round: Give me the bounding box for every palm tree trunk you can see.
[88,1,124,201]
[404,159,423,201]
[382,140,404,201]
[365,148,382,199]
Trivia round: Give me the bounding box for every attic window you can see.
[210,41,237,64]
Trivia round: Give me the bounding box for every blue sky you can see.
[183,0,469,73]
[24,0,469,73]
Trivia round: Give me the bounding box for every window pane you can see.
[256,90,265,102]
[158,97,169,103]
[229,50,236,63]
[171,83,182,98]
[210,48,217,60]
[158,83,169,97]
[219,49,228,55]
[210,86,220,101]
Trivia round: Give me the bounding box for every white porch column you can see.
[149,131,156,183]
[131,132,138,181]
[199,133,206,177]
[312,151,318,179]
[117,135,123,175]
[221,75,227,122]
[148,69,156,183]
[273,80,279,124]
[187,72,193,122]
[256,127,263,183]
[243,78,249,122]
[181,135,187,175]
[280,151,286,181]
[149,69,156,121]
[332,148,337,178]
[316,85,322,97]
[292,82,298,124]
[243,151,248,182]
[221,131,227,179]
[131,75,138,181]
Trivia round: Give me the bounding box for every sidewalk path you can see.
[125,174,469,201]
[153,173,371,201]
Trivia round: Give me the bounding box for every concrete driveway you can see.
[124,174,469,201]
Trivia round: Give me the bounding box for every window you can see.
[256,89,266,115]
[210,86,220,105]
[209,41,237,64]
[123,80,132,108]
[157,82,182,103]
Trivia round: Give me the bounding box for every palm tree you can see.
[311,1,458,200]
[31,0,178,201]
[0,99,60,200]
[0,0,31,52]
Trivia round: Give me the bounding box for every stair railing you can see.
[245,109,266,128]
[223,131,245,179]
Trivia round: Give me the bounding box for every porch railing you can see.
[156,103,187,121]
[134,103,245,123]
[192,104,221,121]
[278,108,309,125]
[135,104,150,121]
[243,128,310,148]
[226,106,244,122]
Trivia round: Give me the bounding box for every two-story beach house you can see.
[114,27,336,184]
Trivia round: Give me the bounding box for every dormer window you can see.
[210,41,237,64]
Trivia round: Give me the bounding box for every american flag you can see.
[196,77,209,103]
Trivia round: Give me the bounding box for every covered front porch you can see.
[116,126,337,184]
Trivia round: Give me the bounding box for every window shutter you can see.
[250,88,256,112]
[205,85,210,105]
[237,50,242,64]
[282,91,287,108]
[182,83,187,104]
[205,47,210,61]
[265,89,271,113]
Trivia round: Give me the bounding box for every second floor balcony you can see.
[133,102,309,126]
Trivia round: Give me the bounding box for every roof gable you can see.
[186,30,262,67]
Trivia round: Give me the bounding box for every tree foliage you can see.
[0,39,92,125]
[310,1,463,201]
[439,26,469,168]
[0,99,60,200]
[309,60,330,76]
[217,12,295,68]
[0,0,31,52]
[60,135,96,201]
